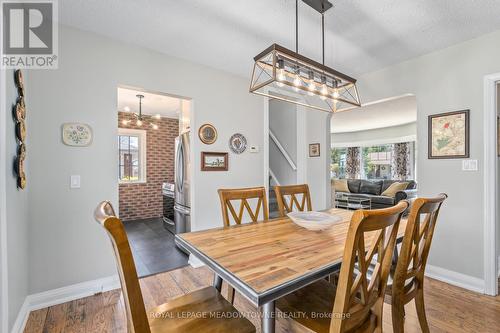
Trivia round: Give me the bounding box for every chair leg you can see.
[415,287,430,333]
[227,285,236,304]
[391,301,405,333]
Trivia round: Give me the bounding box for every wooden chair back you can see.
[392,194,447,300]
[331,201,409,333]
[274,184,312,217]
[93,201,151,333]
[218,187,269,226]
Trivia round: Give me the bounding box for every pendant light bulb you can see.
[122,119,130,125]
[332,89,340,99]
[152,123,158,130]
[136,119,143,127]
[293,74,301,87]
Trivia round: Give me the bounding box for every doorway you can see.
[116,86,191,277]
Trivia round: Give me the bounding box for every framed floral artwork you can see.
[62,123,93,146]
[428,110,469,159]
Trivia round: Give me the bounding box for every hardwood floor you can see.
[24,266,500,333]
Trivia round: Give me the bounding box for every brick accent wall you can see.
[118,112,178,221]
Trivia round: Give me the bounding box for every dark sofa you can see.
[335,179,417,209]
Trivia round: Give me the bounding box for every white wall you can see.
[357,29,500,280]
[27,25,264,294]
[305,110,332,210]
[269,100,297,185]
[2,69,30,331]
[331,122,417,148]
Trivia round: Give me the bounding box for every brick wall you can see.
[118,112,178,221]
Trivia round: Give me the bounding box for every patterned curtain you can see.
[345,147,361,179]
[392,142,411,180]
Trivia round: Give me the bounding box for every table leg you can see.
[261,300,276,333]
[213,274,223,292]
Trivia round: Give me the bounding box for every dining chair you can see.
[93,201,255,333]
[218,186,269,226]
[217,186,268,304]
[387,193,447,333]
[276,201,409,333]
[274,184,312,217]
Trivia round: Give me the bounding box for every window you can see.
[331,147,347,179]
[362,144,393,180]
[118,128,146,183]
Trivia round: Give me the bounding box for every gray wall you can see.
[331,122,417,147]
[497,83,500,261]
[269,100,297,185]
[2,69,30,331]
[358,29,500,280]
[27,25,265,294]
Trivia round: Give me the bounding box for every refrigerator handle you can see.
[176,139,184,193]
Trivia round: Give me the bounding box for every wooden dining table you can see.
[175,208,407,333]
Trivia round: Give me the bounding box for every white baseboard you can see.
[11,275,119,333]
[425,264,484,294]
[188,254,206,268]
[10,298,30,333]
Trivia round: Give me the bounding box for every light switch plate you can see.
[70,175,81,188]
[249,145,259,153]
[462,159,478,171]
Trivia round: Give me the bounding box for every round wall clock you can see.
[229,133,247,154]
[198,123,217,145]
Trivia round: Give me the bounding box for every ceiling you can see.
[117,87,181,118]
[331,95,416,133]
[61,0,500,78]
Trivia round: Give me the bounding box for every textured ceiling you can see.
[60,0,500,78]
[117,87,181,118]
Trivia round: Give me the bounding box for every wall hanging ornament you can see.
[62,123,93,146]
[229,133,247,154]
[13,69,26,189]
[198,123,218,144]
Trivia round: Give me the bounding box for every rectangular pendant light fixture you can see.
[249,44,361,113]
[249,0,361,113]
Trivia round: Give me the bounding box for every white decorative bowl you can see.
[287,211,343,231]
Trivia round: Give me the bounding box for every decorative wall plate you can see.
[229,133,247,154]
[62,123,93,146]
[198,123,217,144]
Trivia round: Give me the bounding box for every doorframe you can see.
[483,73,499,296]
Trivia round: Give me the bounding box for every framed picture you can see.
[309,143,320,157]
[428,110,469,159]
[201,152,228,171]
[198,123,217,145]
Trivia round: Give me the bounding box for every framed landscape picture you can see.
[201,152,228,171]
[428,110,469,159]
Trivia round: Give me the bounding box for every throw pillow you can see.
[381,182,409,197]
[333,179,350,193]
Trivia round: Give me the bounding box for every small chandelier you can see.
[249,0,361,113]
[122,94,159,129]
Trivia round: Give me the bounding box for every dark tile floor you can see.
[123,217,188,278]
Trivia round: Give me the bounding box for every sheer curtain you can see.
[391,142,411,180]
[345,147,361,179]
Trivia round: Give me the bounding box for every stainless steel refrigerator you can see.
[174,131,191,234]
